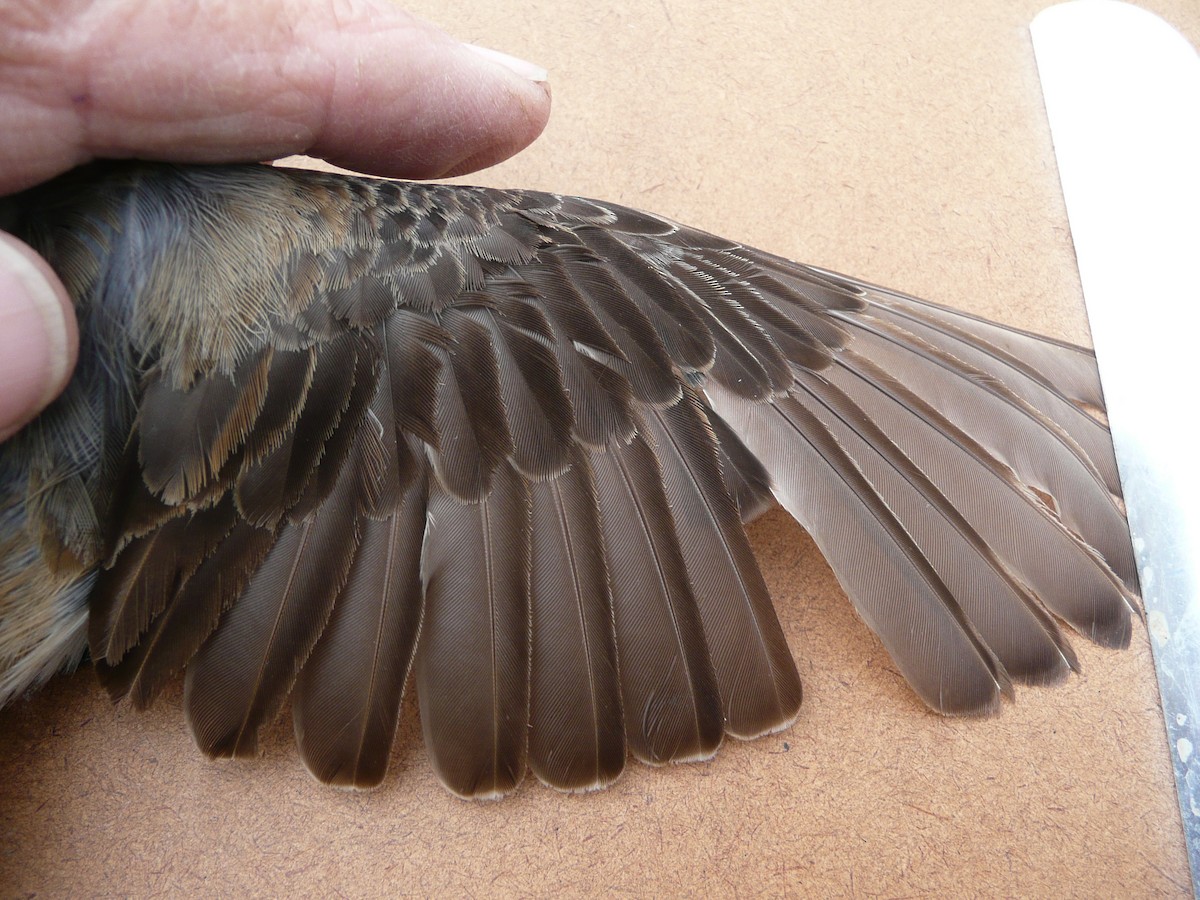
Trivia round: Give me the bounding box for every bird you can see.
[0,160,1139,798]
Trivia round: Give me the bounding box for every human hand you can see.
[0,0,551,441]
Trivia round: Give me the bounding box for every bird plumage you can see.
[0,160,1139,794]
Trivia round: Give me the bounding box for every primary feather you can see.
[0,161,1138,794]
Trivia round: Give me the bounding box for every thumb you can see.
[0,234,78,442]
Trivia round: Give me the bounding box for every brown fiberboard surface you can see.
[2,1,1198,896]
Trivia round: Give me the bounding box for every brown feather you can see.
[666,261,792,400]
[707,382,1013,715]
[643,393,803,736]
[293,463,428,788]
[589,431,724,764]
[547,245,682,405]
[184,456,363,758]
[137,346,273,505]
[527,454,626,792]
[415,463,531,799]
[235,332,365,528]
[96,520,276,708]
[576,226,716,371]
[839,312,1136,589]
[426,311,511,501]
[793,369,1080,684]
[708,409,776,522]
[825,347,1135,647]
[457,306,575,480]
[89,495,238,664]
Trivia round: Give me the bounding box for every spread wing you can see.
[11,161,1138,796]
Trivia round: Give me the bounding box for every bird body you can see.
[0,161,1138,795]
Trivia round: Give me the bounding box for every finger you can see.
[1,0,551,195]
[0,234,78,441]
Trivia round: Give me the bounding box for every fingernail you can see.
[0,234,75,440]
[464,44,549,84]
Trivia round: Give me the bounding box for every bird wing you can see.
[9,161,1138,795]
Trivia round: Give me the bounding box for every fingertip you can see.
[0,234,78,441]
[309,11,552,180]
[437,43,553,177]
[25,1,551,186]
[461,43,549,85]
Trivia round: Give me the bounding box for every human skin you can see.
[0,0,551,440]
